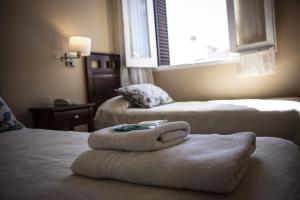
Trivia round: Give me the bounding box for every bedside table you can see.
[29,103,95,132]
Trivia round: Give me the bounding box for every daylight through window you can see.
[166,0,232,66]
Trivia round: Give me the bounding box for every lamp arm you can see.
[61,52,81,67]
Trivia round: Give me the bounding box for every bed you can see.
[85,53,300,146]
[0,128,299,200]
[94,96,300,146]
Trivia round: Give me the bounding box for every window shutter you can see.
[226,0,276,52]
[153,0,170,66]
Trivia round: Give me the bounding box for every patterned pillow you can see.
[0,97,23,133]
[116,84,174,108]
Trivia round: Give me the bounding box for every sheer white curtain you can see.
[114,0,154,86]
[127,0,151,58]
[238,50,276,77]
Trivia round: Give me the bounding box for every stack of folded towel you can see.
[71,120,256,193]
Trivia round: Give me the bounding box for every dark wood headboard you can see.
[85,52,120,108]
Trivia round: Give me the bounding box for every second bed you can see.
[94,96,300,145]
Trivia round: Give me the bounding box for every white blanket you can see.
[88,121,190,151]
[73,132,256,193]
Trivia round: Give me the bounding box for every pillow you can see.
[0,97,23,133]
[116,84,174,108]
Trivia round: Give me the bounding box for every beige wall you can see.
[154,0,300,101]
[0,0,116,126]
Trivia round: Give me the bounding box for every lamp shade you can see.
[68,36,91,56]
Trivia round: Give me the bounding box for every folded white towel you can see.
[88,121,190,152]
[72,132,256,193]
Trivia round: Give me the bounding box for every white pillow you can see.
[116,84,174,108]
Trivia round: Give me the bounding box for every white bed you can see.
[0,128,299,200]
[94,96,300,145]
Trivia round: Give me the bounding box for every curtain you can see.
[238,50,276,77]
[127,0,151,58]
[114,0,154,86]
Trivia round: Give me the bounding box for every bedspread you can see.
[0,128,299,200]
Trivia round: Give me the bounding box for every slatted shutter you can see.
[153,0,170,66]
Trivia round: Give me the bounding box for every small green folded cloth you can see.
[112,120,168,132]
[113,124,153,132]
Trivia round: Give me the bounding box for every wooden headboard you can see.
[85,52,121,108]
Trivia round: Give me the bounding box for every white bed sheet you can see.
[0,128,299,200]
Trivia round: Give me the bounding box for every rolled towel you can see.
[88,121,190,151]
[72,132,256,193]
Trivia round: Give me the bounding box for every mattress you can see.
[0,128,299,200]
[94,96,300,145]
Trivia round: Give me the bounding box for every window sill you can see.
[153,57,240,72]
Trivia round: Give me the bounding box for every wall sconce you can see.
[61,36,92,67]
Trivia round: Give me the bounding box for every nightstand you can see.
[29,103,95,132]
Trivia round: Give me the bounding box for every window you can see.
[123,0,274,68]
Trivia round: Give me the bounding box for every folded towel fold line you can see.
[159,130,189,143]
